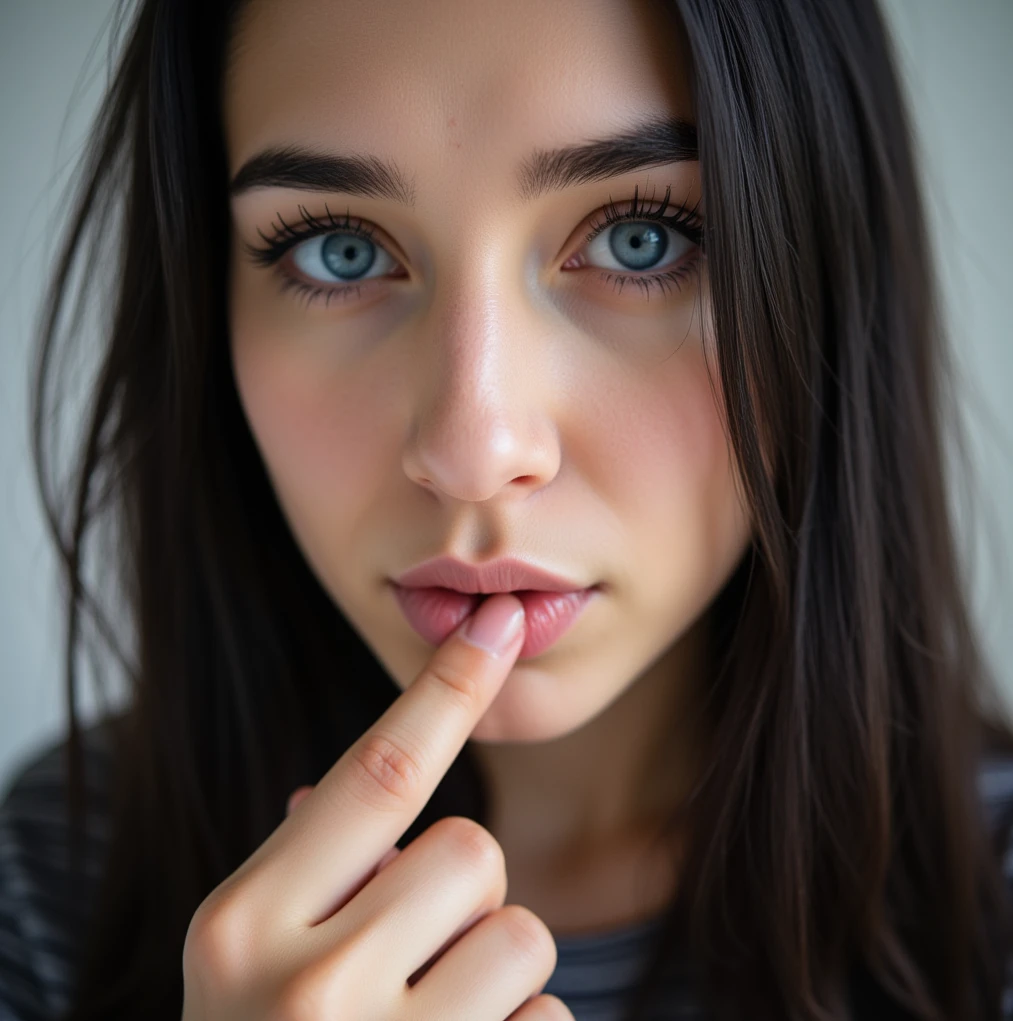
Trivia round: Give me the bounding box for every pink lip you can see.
[391,584,599,659]
[394,555,590,595]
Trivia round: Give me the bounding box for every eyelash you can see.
[242,183,705,308]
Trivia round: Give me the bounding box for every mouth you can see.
[390,583,602,659]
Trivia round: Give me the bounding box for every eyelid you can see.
[577,184,703,249]
[245,185,701,258]
[242,201,411,272]
[243,186,704,304]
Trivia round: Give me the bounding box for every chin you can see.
[467,712,580,744]
[463,670,600,744]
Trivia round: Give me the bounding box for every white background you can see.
[1,0,1011,787]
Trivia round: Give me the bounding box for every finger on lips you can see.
[245,594,525,929]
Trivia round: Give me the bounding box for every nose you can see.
[401,264,562,504]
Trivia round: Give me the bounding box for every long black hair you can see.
[30,0,1013,1017]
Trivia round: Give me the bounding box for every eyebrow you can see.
[228,116,697,206]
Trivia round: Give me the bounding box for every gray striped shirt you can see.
[2,721,1013,1020]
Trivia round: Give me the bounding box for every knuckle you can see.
[434,816,506,877]
[423,655,483,707]
[497,904,557,966]
[347,731,425,810]
[183,888,256,985]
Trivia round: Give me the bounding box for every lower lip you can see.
[391,583,599,659]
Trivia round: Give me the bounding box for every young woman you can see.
[2,0,1012,1018]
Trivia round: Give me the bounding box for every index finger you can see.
[245,593,525,925]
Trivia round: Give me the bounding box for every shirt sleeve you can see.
[0,813,54,1021]
[0,730,112,1021]
[1001,815,1013,1020]
[977,753,1013,1020]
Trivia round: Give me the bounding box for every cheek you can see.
[579,336,748,599]
[228,316,390,561]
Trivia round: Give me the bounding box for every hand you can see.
[181,593,574,1020]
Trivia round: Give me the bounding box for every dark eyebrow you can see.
[229,150,416,205]
[228,116,697,204]
[517,116,697,200]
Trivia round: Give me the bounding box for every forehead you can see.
[223,0,691,185]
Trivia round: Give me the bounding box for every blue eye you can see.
[244,188,704,308]
[584,220,694,274]
[292,231,398,284]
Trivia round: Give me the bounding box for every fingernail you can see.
[460,594,525,657]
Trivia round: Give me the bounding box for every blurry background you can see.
[1,0,1012,787]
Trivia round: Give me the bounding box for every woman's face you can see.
[224,0,752,743]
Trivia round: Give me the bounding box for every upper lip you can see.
[393,556,592,594]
